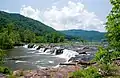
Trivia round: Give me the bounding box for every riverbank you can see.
[10,65,80,78]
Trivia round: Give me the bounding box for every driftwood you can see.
[77,61,96,65]
[59,63,76,66]
[59,61,96,66]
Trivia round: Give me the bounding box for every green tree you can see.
[106,0,120,51]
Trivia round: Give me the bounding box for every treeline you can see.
[0,23,65,49]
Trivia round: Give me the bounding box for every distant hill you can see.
[0,11,66,45]
[60,29,106,42]
[0,11,57,36]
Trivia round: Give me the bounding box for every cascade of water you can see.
[23,44,79,61]
[23,44,28,48]
[57,49,79,61]
[39,48,45,52]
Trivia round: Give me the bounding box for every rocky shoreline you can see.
[11,65,80,78]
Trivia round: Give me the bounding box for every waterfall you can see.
[57,49,79,61]
[39,48,45,52]
[44,49,51,54]
[23,44,28,48]
[34,46,39,50]
[23,44,79,61]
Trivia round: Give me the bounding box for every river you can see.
[4,46,66,70]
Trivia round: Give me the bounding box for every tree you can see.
[106,0,120,51]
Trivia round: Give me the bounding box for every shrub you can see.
[0,49,6,64]
[94,47,112,64]
[0,66,11,74]
[70,66,102,78]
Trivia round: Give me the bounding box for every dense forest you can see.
[0,11,65,49]
[60,29,105,42]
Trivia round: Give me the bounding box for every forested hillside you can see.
[61,29,105,42]
[0,11,56,35]
[0,11,65,49]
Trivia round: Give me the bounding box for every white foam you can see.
[35,46,39,49]
[37,66,47,69]
[54,64,60,68]
[45,49,51,53]
[48,61,54,64]
[23,44,28,48]
[55,46,60,49]
[39,48,45,52]
[27,51,36,54]
[15,60,28,63]
[56,49,79,61]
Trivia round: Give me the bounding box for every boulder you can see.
[55,49,64,55]
[36,46,41,50]
[13,70,23,76]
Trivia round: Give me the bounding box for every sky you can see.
[0,0,112,32]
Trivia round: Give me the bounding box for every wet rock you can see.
[36,46,41,50]
[28,44,34,48]
[77,51,87,55]
[55,49,64,55]
[82,46,90,50]
[114,59,120,66]
[43,48,49,52]
[12,65,80,78]
[0,73,6,78]
[13,70,23,76]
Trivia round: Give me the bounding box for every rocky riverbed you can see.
[3,43,99,78]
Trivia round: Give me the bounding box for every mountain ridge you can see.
[60,29,106,42]
[0,11,57,36]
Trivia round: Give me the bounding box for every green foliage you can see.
[0,66,11,74]
[0,11,65,49]
[20,29,36,43]
[0,11,56,36]
[94,47,112,64]
[70,66,102,78]
[0,49,6,64]
[8,75,16,78]
[72,0,120,77]
[94,47,120,76]
[45,32,65,43]
[99,63,118,76]
[106,0,120,51]
[112,51,120,59]
[0,11,65,44]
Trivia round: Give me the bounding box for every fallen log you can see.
[59,61,96,66]
[77,61,96,65]
[59,63,76,66]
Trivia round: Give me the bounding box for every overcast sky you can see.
[0,0,112,32]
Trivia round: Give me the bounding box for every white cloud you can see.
[2,9,10,13]
[20,5,43,22]
[20,1,105,32]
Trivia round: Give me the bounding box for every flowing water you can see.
[4,46,66,70]
[4,44,97,70]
